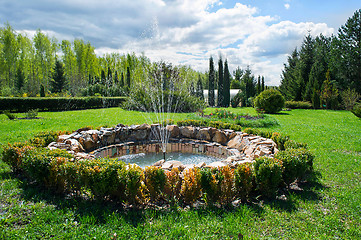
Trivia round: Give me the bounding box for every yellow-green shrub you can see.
[181,168,201,204]
[234,162,253,200]
[117,164,145,204]
[218,166,235,204]
[164,167,182,202]
[144,166,166,201]
[2,143,35,171]
[253,157,283,198]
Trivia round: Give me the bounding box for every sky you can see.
[0,0,360,86]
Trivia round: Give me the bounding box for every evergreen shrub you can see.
[351,103,361,118]
[254,89,285,113]
[285,101,312,109]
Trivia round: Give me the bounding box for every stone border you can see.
[48,124,279,170]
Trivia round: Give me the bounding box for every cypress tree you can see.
[223,59,230,107]
[261,76,265,92]
[217,57,224,107]
[107,67,112,86]
[15,68,24,93]
[208,57,215,107]
[120,73,124,87]
[126,66,131,92]
[196,75,204,100]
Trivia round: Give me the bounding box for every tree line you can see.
[0,23,203,97]
[279,9,361,109]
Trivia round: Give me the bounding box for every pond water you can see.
[117,152,220,168]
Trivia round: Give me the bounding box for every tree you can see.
[126,66,131,92]
[331,9,361,94]
[261,76,265,92]
[298,34,315,101]
[196,75,204,100]
[120,72,124,87]
[51,59,67,93]
[240,66,256,107]
[208,57,215,107]
[40,84,45,97]
[256,76,261,95]
[217,57,224,107]
[15,67,25,93]
[223,59,230,107]
[320,70,338,109]
[279,48,299,100]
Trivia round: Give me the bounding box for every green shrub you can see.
[200,167,223,204]
[271,132,289,151]
[234,162,253,200]
[122,89,206,113]
[0,97,125,112]
[351,103,361,118]
[30,131,60,147]
[2,143,35,171]
[24,109,39,119]
[285,101,312,109]
[164,168,182,202]
[254,89,285,113]
[275,148,314,185]
[253,157,283,198]
[144,166,167,201]
[284,140,308,149]
[176,119,242,131]
[3,110,17,120]
[117,164,145,204]
[181,168,202,204]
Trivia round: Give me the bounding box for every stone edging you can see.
[48,124,279,170]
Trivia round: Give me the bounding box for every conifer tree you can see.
[223,59,230,107]
[217,57,224,107]
[208,57,215,107]
[15,68,24,93]
[114,71,119,85]
[196,75,204,100]
[256,76,261,95]
[126,66,131,92]
[120,73,124,87]
[50,59,67,93]
[261,76,265,92]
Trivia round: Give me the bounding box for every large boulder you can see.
[65,139,84,153]
[227,134,242,149]
[212,130,228,145]
[196,128,212,141]
[166,125,180,138]
[180,126,195,138]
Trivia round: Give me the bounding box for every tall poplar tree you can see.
[208,57,215,107]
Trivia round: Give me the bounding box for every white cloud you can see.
[0,0,335,86]
[284,3,290,10]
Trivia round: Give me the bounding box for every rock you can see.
[195,161,206,168]
[161,162,173,171]
[65,139,84,153]
[166,125,180,138]
[134,124,150,130]
[180,126,195,138]
[212,130,227,145]
[167,160,185,170]
[206,161,227,168]
[153,159,165,167]
[227,134,242,149]
[130,128,149,141]
[196,128,211,141]
[57,134,71,143]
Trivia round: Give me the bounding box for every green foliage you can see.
[200,167,223,204]
[284,139,308,150]
[3,110,17,120]
[320,70,339,109]
[122,89,206,113]
[253,157,283,198]
[196,75,204,100]
[0,97,125,112]
[80,83,124,97]
[51,59,67,93]
[40,85,46,97]
[208,57,215,107]
[29,130,60,147]
[276,148,314,185]
[234,162,253,200]
[117,164,145,204]
[230,79,241,89]
[285,101,312,109]
[24,109,39,119]
[144,166,167,201]
[239,66,257,107]
[351,103,361,118]
[177,119,242,131]
[341,88,360,110]
[181,168,202,204]
[217,58,224,107]
[254,89,285,114]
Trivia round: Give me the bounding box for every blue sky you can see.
[0,0,359,85]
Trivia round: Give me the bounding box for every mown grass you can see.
[1,107,361,239]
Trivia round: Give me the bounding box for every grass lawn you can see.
[1,107,360,239]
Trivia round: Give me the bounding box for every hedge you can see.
[285,101,313,109]
[0,97,126,112]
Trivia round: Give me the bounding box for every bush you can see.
[275,148,314,185]
[24,109,39,119]
[181,168,202,204]
[2,143,35,171]
[253,157,283,198]
[164,167,182,202]
[3,110,17,120]
[351,103,361,118]
[177,119,242,131]
[254,89,285,113]
[271,132,289,151]
[234,162,253,200]
[284,140,308,150]
[117,164,145,204]
[0,97,126,112]
[122,89,206,113]
[200,167,223,204]
[285,101,312,109]
[30,131,61,147]
[144,166,167,201]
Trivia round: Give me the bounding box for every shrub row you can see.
[2,140,314,205]
[176,119,242,131]
[285,101,313,109]
[0,97,126,112]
